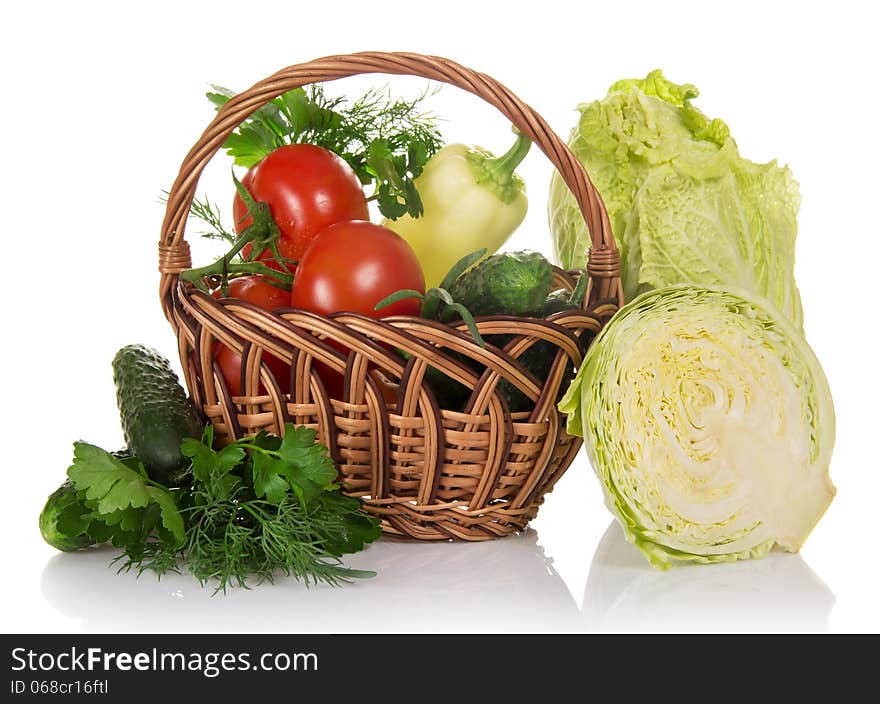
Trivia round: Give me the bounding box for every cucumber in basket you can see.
[446,249,553,318]
[112,344,203,486]
[389,250,579,412]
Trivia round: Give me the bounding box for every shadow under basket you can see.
[158,52,623,541]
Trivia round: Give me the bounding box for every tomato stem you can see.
[180,260,294,293]
[180,174,294,293]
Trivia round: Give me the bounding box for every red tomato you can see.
[214,345,292,397]
[211,276,292,396]
[290,221,425,318]
[311,339,347,401]
[290,221,425,399]
[217,275,290,310]
[233,144,369,263]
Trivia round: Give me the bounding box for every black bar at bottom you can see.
[1,633,870,699]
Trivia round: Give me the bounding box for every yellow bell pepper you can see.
[382,130,530,288]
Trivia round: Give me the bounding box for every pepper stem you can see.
[467,128,531,204]
[484,129,531,182]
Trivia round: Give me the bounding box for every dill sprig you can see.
[188,194,236,244]
[73,426,381,594]
[158,191,236,245]
[179,492,374,594]
[207,83,444,219]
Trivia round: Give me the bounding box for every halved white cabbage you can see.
[559,286,835,568]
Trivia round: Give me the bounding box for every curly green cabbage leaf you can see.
[549,70,804,328]
[559,286,835,568]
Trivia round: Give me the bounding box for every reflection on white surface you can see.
[41,530,580,633]
[583,521,835,633]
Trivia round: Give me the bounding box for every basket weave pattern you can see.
[158,52,623,540]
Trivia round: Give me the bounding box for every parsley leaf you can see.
[53,424,380,592]
[277,426,338,503]
[231,424,338,506]
[313,492,384,556]
[251,453,291,505]
[67,442,185,547]
[182,427,245,502]
[208,84,443,220]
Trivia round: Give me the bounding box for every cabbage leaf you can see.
[549,70,803,327]
[559,285,835,568]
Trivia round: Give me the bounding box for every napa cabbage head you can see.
[549,70,803,328]
[558,285,834,569]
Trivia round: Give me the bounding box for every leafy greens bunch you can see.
[207,84,443,220]
[58,425,381,593]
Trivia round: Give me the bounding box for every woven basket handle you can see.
[158,51,621,320]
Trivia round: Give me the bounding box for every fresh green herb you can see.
[188,194,236,244]
[207,84,443,219]
[179,173,294,295]
[159,191,235,245]
[53,424,381,593]
[65,443,185,556]
[173,425,379,592]
[237,426,338,506]
[174,492,375,591]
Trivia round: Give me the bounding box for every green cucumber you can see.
[418,252,571,412]
[112,345,203,486]
[497,290,581,412]
[446,250,553,318]
[39,480,94,552]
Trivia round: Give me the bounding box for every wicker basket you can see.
[158,52,623,541]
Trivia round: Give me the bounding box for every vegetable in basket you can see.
[290,220,425,319]
[548,70,804,328]
[383,129,531,288]
[207,83,443,221]
[178,146,370,288]
[454,257,587,413]
[558,285,835,569]
[378,249,554,340]
[210,276,293,396]
[377,249,578,413]
[290,219,426,397]
[496,286,585,412]
[179,173,297,294]
[232,144,370,264]
[447,249,551,317]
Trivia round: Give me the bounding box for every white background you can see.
[1,0,877,633]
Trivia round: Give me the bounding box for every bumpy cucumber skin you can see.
[112,345,203,486]
[39,480,94,552]
[428,287,580,413]
[498,290,580,412]
[447,250,553,318]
